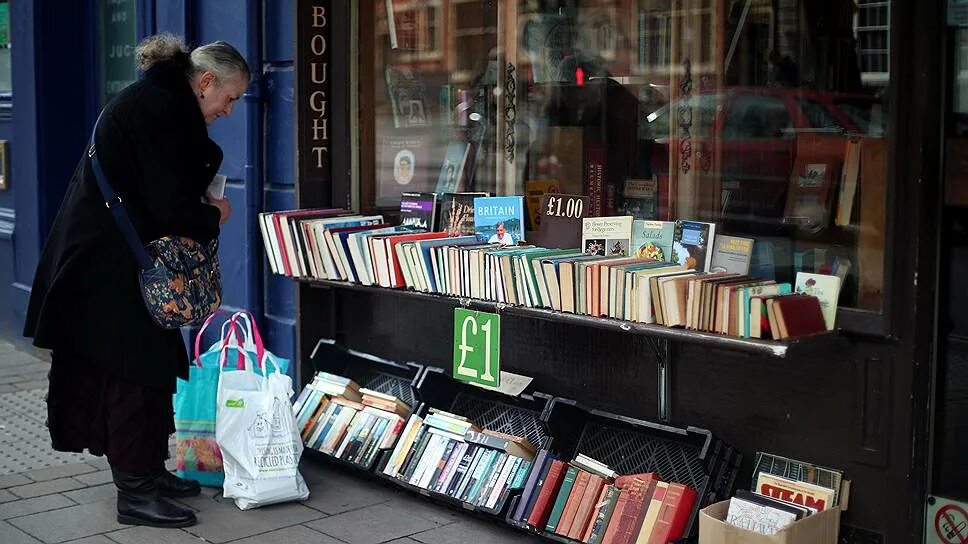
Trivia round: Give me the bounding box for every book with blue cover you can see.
[435,141,471,194]
[474,196,525,245]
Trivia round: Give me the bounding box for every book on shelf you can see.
[618,177,660,220]
[794,272,841,331]
[835,138,861,226]
[440,192,489,236]
[399,192,438,231]
[783,156,841,232]
[582,216,634,257]
[474,196,525,245]
[631,220,674,262]
[585,144,607,217]
[672,220,716,273]
[709,235,754,275]
[435,141,471,194]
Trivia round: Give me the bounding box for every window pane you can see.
[97,0,138,106]
[0,1,11,93]
[365,0,891,313]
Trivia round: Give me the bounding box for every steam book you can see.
[473,196,525,245]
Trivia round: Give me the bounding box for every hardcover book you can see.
[672,220,716,273]
[399,192,438,230]
[379,134,430,192]
[631,220,674,262]
[783,157,841,232]
[585,144,607,217]
[619,177,659,219]
[794,272,842,331]
[384,65,428,129]
[474,196,525,245]
[755,473,836,512]
[582,216,634,257]
[724,495,799,535]
[441,192,488,236]
[709,235,754,275]
[435,141,471,194]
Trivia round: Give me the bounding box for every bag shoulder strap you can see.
[88,112,154,271]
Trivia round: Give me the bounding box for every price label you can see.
[453,308,500,387]
[545,194,586,218]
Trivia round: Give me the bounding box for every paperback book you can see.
[474,196,525,245]
[440,192,488,236]
[399,192,438,230]
[672,220,716,273]
[631,220,674,261]
[581,216,634,257]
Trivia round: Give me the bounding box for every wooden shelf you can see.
[298,279,845,359]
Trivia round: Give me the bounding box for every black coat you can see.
[24,59,223,391]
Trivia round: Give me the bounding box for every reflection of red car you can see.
[647,87,884,219]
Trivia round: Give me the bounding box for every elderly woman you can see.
[23,34,249,528]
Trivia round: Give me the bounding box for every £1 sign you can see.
[452,308,500,387]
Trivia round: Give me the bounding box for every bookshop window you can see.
[368,0,891,312]
[96,0,137,106]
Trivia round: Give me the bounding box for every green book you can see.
[465,450,498,503]
[545,466,579,532]
[588,484,621,544]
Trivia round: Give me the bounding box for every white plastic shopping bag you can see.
[215,326,309,510]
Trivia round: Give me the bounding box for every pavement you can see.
[0,339,538,544]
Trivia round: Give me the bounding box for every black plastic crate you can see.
[506,397,740,544]
[377,366,554,518]
[302,339,424,472]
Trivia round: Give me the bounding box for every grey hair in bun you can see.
[136,33,250,85]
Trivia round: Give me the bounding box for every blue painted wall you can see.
[1,0,300,365]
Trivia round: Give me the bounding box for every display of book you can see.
[295,371,412,469]
[261,208,835,341]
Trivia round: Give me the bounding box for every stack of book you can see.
[293,372,411,468]
[382,408,536,511]
[515,453,697,544]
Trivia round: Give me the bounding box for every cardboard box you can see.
[699,499,840,544]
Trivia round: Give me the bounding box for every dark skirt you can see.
[47,350,174,474]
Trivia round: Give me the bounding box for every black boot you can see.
[155,469,201,498]
[112,469,197,528]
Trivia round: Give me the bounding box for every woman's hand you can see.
[206,192,231,225]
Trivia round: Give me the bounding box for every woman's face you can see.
[194,71,248,125]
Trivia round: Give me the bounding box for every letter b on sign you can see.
[453,309,500,387]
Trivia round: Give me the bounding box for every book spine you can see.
[585,145,607,217]
[545,466,579,532]
[434,442,468,493]
[526,458,565,528]
[557,470,591,536]
[589,485,620,544]
[425,439,457,491]
[454,447,485,499]
[444,445,478,497]
[400,427,432,481]
[476,453,508,506]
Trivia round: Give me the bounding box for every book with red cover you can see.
[602,474,656,544]
[527,460,567,529]
[614,473,658,489]
[569,474,606,540]
[646,483,698,544]
[384,231,450,288]
[556,470,591,536]
[774,294,826,338]
[582,482,612,543]
[635,481,668,543]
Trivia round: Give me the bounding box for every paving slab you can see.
[62,537,115,544]
[411,518,539,544]
[305,502,450,544]
[62,484,116,505]
[8,477,87,499]
[105,526,208,544]
[74,471,113,487]
[0,474,33,489]
[0,520,42,544]
[23,464,97,483]
[175,492,325,544]
[7,499,124,543]
[0,494,76,520]
[0,488,18,502]
[301,470,399,515]
[224,524,345,544]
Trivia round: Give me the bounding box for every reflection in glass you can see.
[369,0,891,312]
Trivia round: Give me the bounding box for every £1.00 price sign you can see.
[453,308,500,387]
